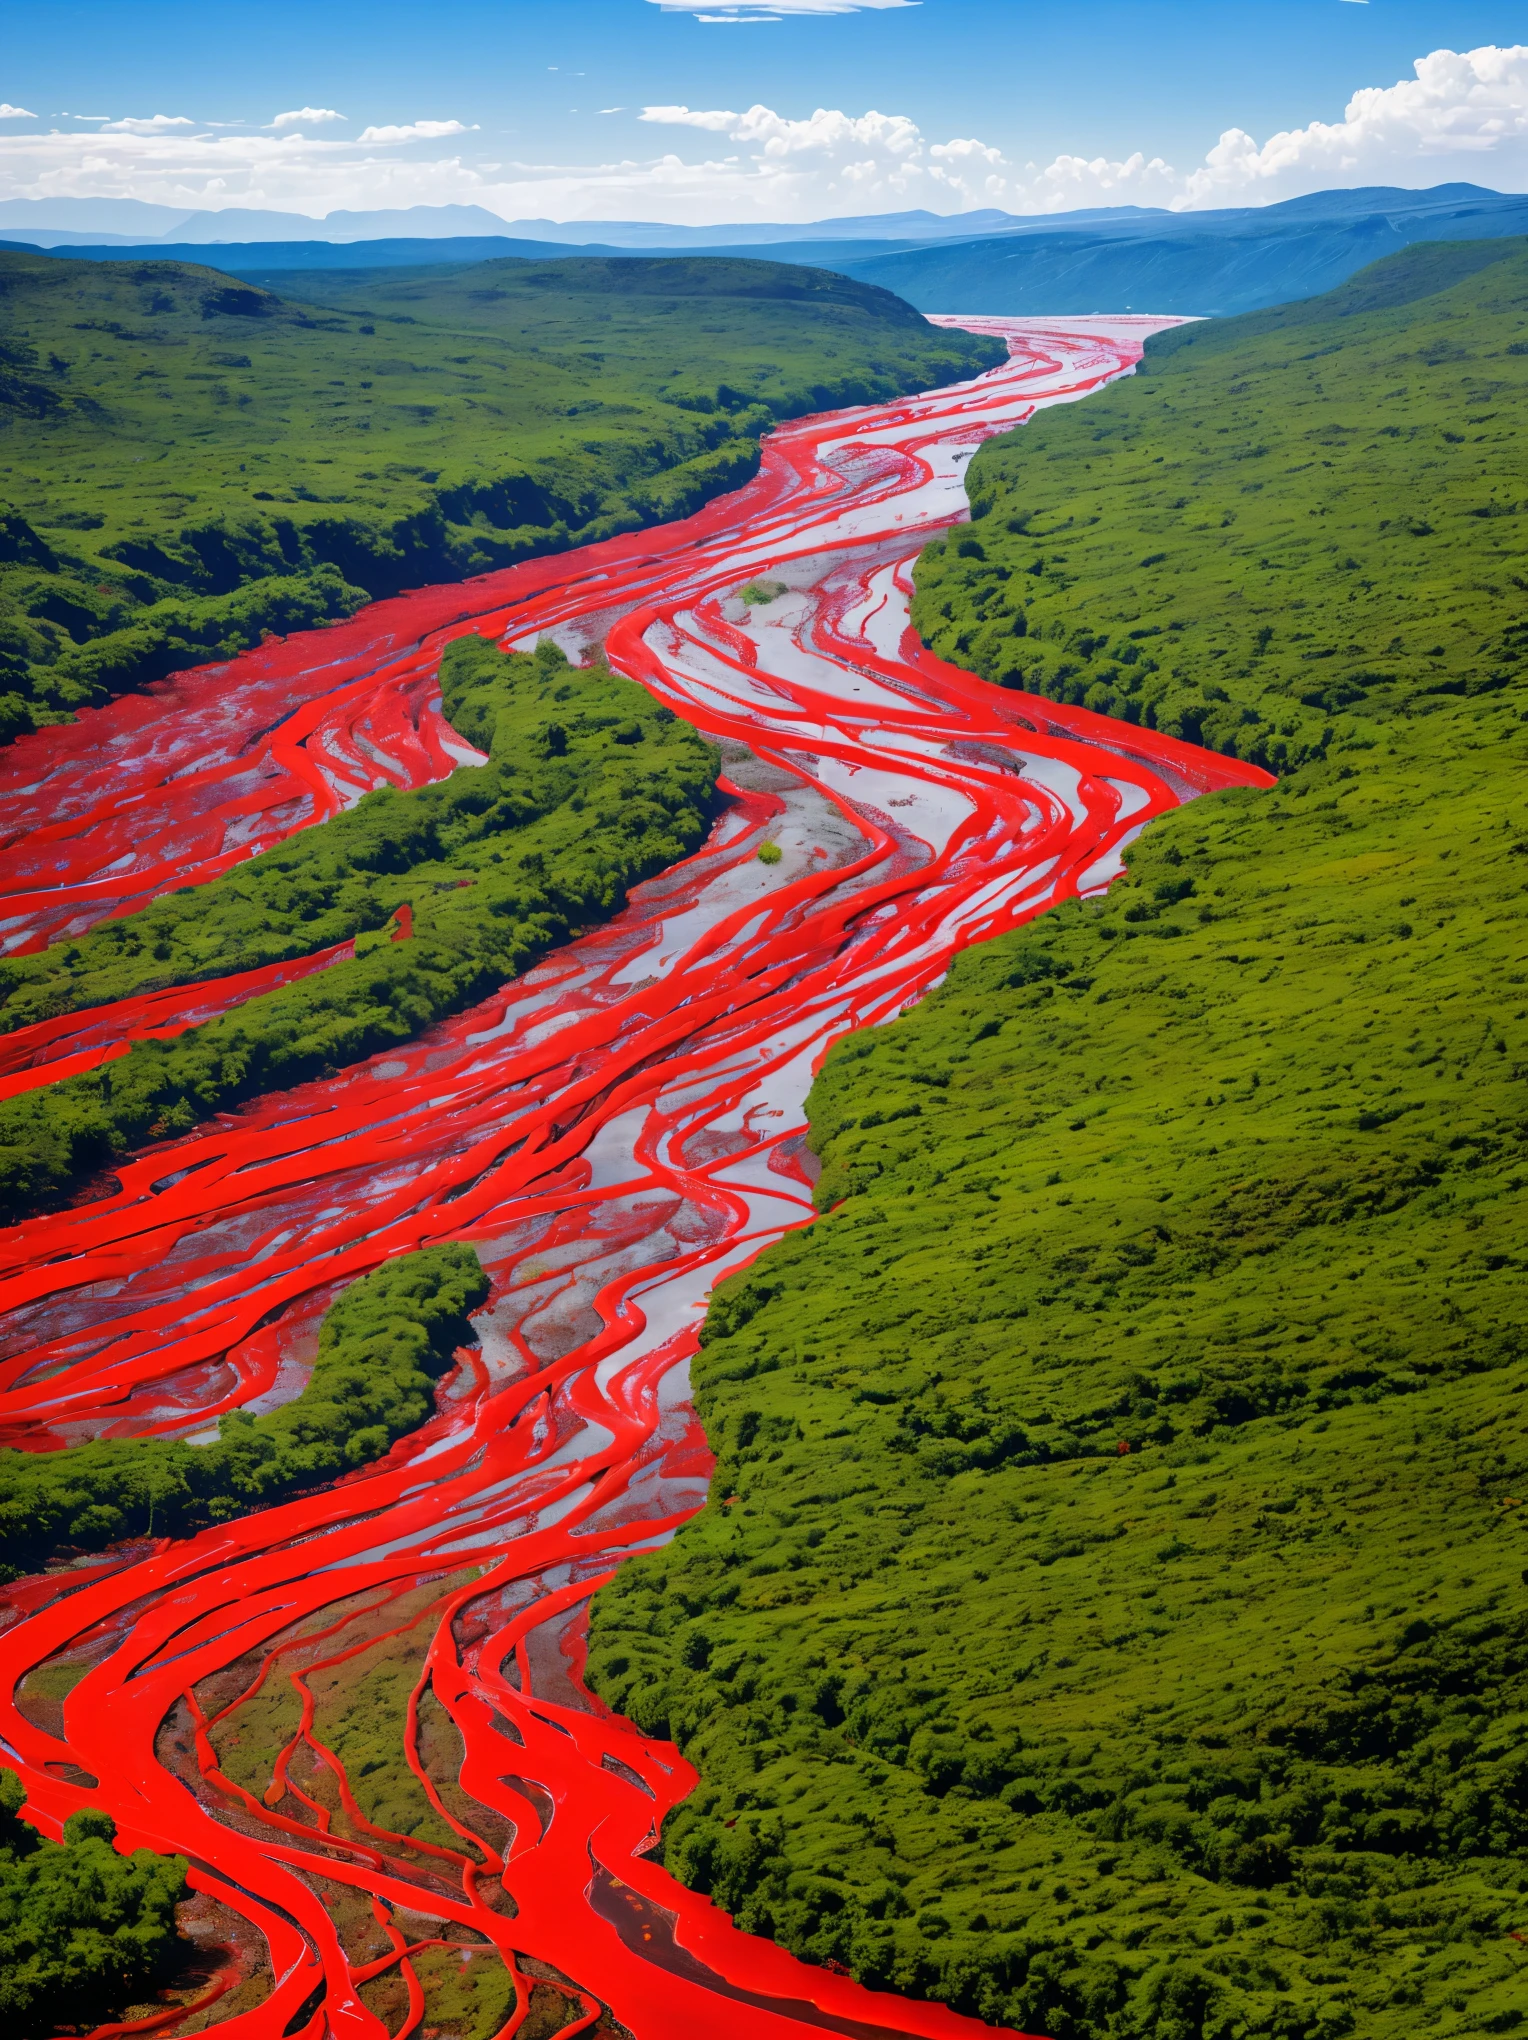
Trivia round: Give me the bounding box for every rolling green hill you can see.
[909,238,1527,771]
[584,241,1528,2039]
[0,250,1000,743]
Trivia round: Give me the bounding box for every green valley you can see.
[584,241,1528,2039]
[0,249,1000,743]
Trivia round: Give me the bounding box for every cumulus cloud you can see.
[1,45,1523,229]
[626,47,1528,217]
[625,102,1050,210]
[1030,151,1180,208]
[356,119,476,144]
[99,114,197,135]
[638,103,933,203]
[628,104,1159,213]
[0,106,37,121]
[1179,42,1528,205]
[272,107,345,130]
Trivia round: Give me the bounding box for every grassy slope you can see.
[583,244,1528,2039]
[910,238,1527,774]
[0,637,717,1220]
[0,250,1000,740]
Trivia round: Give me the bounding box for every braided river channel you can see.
[0,317,1266,2040]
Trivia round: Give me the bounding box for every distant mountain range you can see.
[829,185,1528,317]
[5,184,1526,318]
[0,198,1143,247]
[0,200,524,245]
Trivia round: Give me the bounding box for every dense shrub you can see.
[0,1772,188,2033]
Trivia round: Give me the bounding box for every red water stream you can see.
[0,319,1269,2039]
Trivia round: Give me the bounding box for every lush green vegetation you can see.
[0,249,1000,742]
[585,241,1528,2038]
[911,238,1528,774]
[0,637,716,1220]
[0,1240,486,1579]
[0,1771,188,2031]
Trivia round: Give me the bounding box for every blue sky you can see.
[2,1,1526,224]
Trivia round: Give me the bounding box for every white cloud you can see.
[649,0,917,14]
[272,107,345,130]
[626,103,1007,209]
[1030,151,1180,208]
[356,119,476,145]
[640,105,740,131]
[643,101,925,161]
[1178,42,1528,205]
[99,114,197,135]
[0,105,36,121]
[0,45,1523,230]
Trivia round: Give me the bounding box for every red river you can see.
[0,318,1267,2040]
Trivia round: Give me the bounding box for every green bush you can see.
[0,1771,188,2033]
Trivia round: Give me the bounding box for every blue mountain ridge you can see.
[7,185,1527,318]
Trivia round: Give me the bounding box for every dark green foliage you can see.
[910,238,1528,776]
[585,243,1528,2040]
[0,1240,487,1576]
[0,1771,188,2032]
[0,249,1001,740]
[0,638,717,1218]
